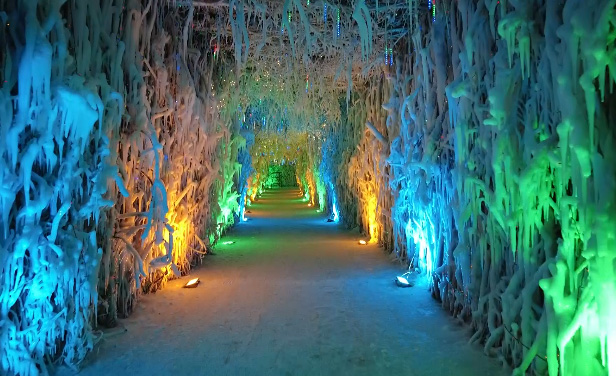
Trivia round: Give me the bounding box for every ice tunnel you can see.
[1,0,615,375]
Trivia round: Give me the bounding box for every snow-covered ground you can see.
[58,188,509,376]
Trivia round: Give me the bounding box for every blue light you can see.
[406,218,435,280]
[332,202,339,222]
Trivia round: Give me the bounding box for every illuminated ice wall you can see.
[321,1,616,375]
[0,1,248,373]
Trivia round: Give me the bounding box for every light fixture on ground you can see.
[395,271,413,287]
[184,278,200,288]
[222,240,235,245]
[358,239,367,245]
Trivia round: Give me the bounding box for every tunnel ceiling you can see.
[183,0,418,137]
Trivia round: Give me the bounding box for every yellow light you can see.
[358,240,367,245]
[184,278,200,288]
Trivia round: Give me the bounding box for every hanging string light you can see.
[305,74,309,93]
[389,47,393,66]
[323,3,327,22]
[432,0,436,22]
[336,8,340,37]
[385,43,388,65]
[307,0,310,5]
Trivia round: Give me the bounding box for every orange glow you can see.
[304,167,318,206]
[247,174,261,202]
[358,240,367,245]
[366,194,378,242]
[347,152,381,244]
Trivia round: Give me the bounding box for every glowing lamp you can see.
[308,203,312,207]
[222,241,235,245]
[184,278,200,288]
[395,272,413,288]
[358,240,367,245]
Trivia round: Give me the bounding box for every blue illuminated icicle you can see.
[332,202,339,222]
[324,3,327,22]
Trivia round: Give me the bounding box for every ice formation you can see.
[1,0,614,375]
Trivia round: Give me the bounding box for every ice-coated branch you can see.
[365,121,387,145]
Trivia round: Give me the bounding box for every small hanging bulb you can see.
[307,0,310,5]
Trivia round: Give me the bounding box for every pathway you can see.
[64,187,509,376]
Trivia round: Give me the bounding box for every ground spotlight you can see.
[358,240,367,245]
[395,272,413,288]
[184,278,200,288]
[222,241,235,245]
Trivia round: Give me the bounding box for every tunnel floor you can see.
[65,187,508,376]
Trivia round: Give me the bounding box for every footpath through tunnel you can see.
[65,188,508,376]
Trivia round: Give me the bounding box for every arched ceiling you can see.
[171,0,429,136]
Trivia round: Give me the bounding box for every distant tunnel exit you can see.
[265,164,298,189]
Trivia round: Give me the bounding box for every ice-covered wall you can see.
[0,1,246,374]
[324,1,616,375]
[0,1,123,371]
